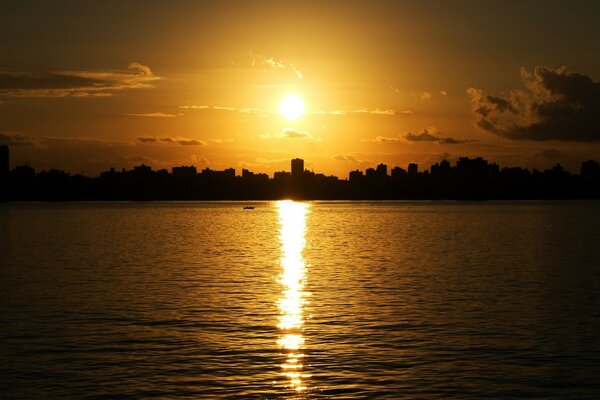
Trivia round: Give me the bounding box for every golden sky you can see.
[1,1,600,177]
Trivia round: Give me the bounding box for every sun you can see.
[279,94,305,121]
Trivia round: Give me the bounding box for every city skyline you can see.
[3,144,599,181]
[2,1,600,177]
[3,144,599,201]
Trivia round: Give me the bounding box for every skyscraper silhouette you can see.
[291,158,304,176]
[0,145,8,176]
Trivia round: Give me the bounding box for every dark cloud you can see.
[136,137,157,143]
[0,63,158,97]
[468,66,600,141]
[402,128,475,144]
[177,139,206,146]
[535,148,568,159]
[404,130,440,142]
[0,132,41,146]
[136,137,206,146]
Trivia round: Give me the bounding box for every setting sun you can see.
[279,94,305,121]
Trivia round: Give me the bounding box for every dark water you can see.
[1,201,600,399]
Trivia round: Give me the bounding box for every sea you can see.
[1,201,600,399]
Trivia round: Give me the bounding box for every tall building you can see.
[0,145,8,176]
[291,158,304,176]
[408,163,418,175]
[376,163,388,176]
[581,160,600,177]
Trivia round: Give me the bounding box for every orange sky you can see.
[2,1,600,177]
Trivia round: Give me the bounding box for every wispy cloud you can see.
[135,136,207,146]
[250,52,303,79]
[533,148,569,160]
[179,104,409,117]
[333,154,358,162]
[126,112,176,118]
[390,86,447,101]
[179,105,210,110]
[0,132,42,146]
[179,105,271,117]
[370,128,476,145]
[260,128,313,140]
[0,63,159,98]
[309,108,410,116]
[177,139,206,146]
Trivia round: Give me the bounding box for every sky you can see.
[1,0,600,177]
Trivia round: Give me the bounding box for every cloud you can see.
[135,136,206,146]
[404,128,476,144]
[180,104,408,118]
[127,62,152,76]
[136,137,157,143]
[534,148,568,159]
[310,108,409,116]
[179,105,210,110]
[177,139,206,146]
[281,128,311,139]
[208,138,233,144]
[353,108,399,115]
[179,105,271,117]
[372,136,402,143]
[260,128,313,140]
[131,113,175,118]
[391,86,445,101]
[126,112,176,118]
[370,128,475,145]
[413,91,432,101]
[213,106,237,111]
[469,66,600,141]
[0,63,159,98]
[0,132,41,146]
[333,155,358,162]
[250,52,303,79]
[404,129,441,142]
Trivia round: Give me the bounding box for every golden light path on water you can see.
[276,200,311,392]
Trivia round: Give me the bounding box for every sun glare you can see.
[279,94,305,121]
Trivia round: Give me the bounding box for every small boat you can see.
[243,206,255,210]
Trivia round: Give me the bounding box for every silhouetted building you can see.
[391,166,407,178]
[408,163,418,175]
[291,158,304,176]
[0,145,8,176]
[202,167,235,178]
[376,163,387,176]
[581,160,600,177]
[457,157,488,177]
[430,159,451,176]
[133,164,152,175]
[172,166,197,179]
[274,171,291,180]
[11,164,35,180]
[365,167,376,177]
[349,170,363,182]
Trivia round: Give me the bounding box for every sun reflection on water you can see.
[277,200,311,392]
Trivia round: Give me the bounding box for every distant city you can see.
[1,145,599,201]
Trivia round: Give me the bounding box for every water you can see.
[1,201,600,399]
